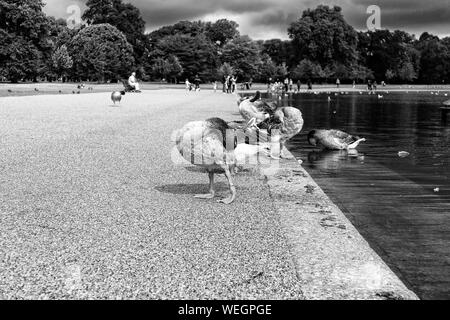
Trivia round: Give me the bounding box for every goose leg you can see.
[218,166,236,204]
[194,171,215,199]
[280,142,294,159]
[347,138,366,149]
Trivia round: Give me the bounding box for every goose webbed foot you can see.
[217,186,236,204]
[195,171,215,200]
[194,193,215,199]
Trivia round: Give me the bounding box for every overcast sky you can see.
[43,0,450,40]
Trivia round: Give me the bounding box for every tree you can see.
[292,59,324,81]
[205,19,240,46]
[68,24,135,82]
[288,5,358,68]
[52,45,73,80]
[415,33,449,84]
[83,0,147,69]
[358,29,419,82]
[151,55,183,82]
[153,33,219,80]
[0,0,56,81]
[261,39,293,66]
[221,36,262,80]
[217,63,235,78]
[397,61,417,82]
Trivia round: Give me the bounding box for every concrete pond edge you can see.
[260,150,419,300]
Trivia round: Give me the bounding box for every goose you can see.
[257,107,304,159]
[241,92,304,159]
[237,91,272,126]
[174,118,268,204]
[111,91,125,104]
[307,129,366,150]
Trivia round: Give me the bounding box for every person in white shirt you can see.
[128,72,141,92]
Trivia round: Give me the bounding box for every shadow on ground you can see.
[155,183,227,195]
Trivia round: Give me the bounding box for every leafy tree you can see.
[52,45,73,80]
[221,36,262,80]
[153,33,219,80]
[358,29,419,82]
[205,19,240,46]
[415,33,449,84]
[217,63,235,78]
[292,59,324,81]
[261,39,293,66]
[83,0,147,69]
[151,55,183,82]
[0,0,55,81]
[68,24,135,82]
[288,5,358,68]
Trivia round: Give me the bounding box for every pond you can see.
[277,90,450,300]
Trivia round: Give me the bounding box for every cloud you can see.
[42,0,450,40]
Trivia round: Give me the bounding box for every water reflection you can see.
[273,91,450,300]
[307,149,365,171]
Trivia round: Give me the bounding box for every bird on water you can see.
[307,129,366,150]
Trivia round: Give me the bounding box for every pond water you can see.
[276,91,450,300]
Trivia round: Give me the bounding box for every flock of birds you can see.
[173,91,365,204]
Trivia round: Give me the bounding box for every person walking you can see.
[227,75,232,93]
[284,77,289,92]
[289,78,293,92]
[185,78,191,91]
[297,79,301,92]
[213,81,217,93]
[194,74,201,91]
[231,75,237,93]
[336,78,340,89]
[307,79,312,90]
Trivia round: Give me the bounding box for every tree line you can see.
[1,0,449,84]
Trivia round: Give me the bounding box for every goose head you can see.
[307,130,318,146]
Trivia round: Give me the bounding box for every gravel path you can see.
[0,90,303,299]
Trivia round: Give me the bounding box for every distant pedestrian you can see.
[194,74,201,91]
[185,78,191,91]
[227,76,232,93]
[249,78,253,89]
[352,80,356,88]
[284,78,289,92]
[222,75,227,93]
[231,75,237,93]
[297,80,301,92]
[336,78,340,89]
[289,78,293,92]
[373,81,378,91]
[307,79,312,90]
[213,81,217,92]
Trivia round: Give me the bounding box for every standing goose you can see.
[242,91,304,159]
[111,91,125,104]
[307,129,366,150]
[174,118,268,204]
[257,107,304,159]
[238,91,273,126]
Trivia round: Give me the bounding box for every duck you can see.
[174,118,268,204]
[111,91,125,104]
[307,129,366,150]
